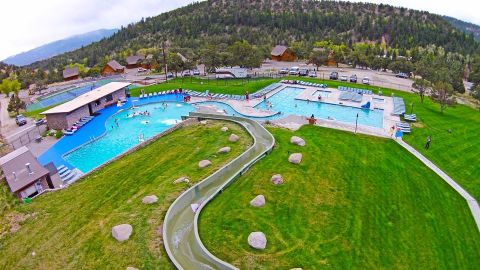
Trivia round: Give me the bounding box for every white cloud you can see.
[1,0,478,60]
[0,0,198,60]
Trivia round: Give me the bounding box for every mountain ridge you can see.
[2,29,118,66]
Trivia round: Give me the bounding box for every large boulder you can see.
[218,146,231,154]
[221,126,229,132]
[112,224,133,242]
[198,160,212,168]
[288,153,302,164]
[250,195,265,207]
[248,232,267,250]
[271,174,283,185]
[290,136,305,146]
[229,134,240,142]
[173,176,189,184]
[142,195,158,204]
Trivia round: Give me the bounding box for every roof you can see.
[41,82,131,114]
[106,60,124,71]
[271,45,288,56]
[126,55,144,65]
[63,66,79,79]
[0,146,49,193]
[177,53,188,62]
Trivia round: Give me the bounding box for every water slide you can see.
[163,112,275,270]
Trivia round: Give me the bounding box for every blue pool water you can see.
[196,87,383,128]
[63,102,194,172]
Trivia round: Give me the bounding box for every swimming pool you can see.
[196,87,383,128]
[63,102,194,172]
[255,87,384,128]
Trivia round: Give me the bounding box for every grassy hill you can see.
[200,125,480,269]
[0,121,252,269]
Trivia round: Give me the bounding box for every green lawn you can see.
[0,121,252,270]
[200,125,480,269]
[129,77,280,96]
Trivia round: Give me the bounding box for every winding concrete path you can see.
[163,113,275,270]
[396,139,480,231]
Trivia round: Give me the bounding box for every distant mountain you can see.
[2,29,118,66]
[444,16,480,41]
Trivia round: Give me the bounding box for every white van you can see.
[289,66,300,75]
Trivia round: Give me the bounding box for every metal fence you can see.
[7,126,44,150]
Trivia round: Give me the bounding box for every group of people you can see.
[183,95,191,102]
[126,110,151,118]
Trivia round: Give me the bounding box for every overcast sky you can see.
[1,0,479,60]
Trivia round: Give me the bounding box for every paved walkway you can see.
[396,139,480,232]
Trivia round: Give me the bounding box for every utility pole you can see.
[162,39,167,82]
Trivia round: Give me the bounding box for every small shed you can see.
[102,60,125,76]
[271,45,297,62]
[0,146,54,199]
[63,67,80,81]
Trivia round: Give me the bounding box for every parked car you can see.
[350,74,358,83]
[340,75,348,81]
[329,72,339,80]
[396,72,409,79]
[362,77,371,85]
[279,67,289,74]
[299,69,309,76]
[15,114,27,126]
[193,69,200,76]
[166,72,174,78]
[308,71,317,78]
[289,67,300,75]
[35,118,46,126]
[182,70,191,77]
[137,67,147,72]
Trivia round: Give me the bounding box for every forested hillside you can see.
[29,0,479,69]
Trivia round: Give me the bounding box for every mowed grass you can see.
[200,125,480,269]
[0,121,252,270]
[129,77,279,96]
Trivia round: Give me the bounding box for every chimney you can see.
[12,171,16,180]
[26,163,33,174]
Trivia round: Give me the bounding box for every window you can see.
[105,94,113,102]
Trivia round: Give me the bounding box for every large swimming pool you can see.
[64,102,194,172]
[196,87,384,128]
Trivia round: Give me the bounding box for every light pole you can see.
[355,113,359,134]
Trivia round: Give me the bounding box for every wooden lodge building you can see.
[62,67,80,81]
[102,60,125,76]
[271,45,297,62]
[41,82,131,130]
[126,55,144,69]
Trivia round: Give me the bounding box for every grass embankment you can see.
[0,121,252,270]
[200,125,480,269]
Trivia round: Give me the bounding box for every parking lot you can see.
[255,60,414,92]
